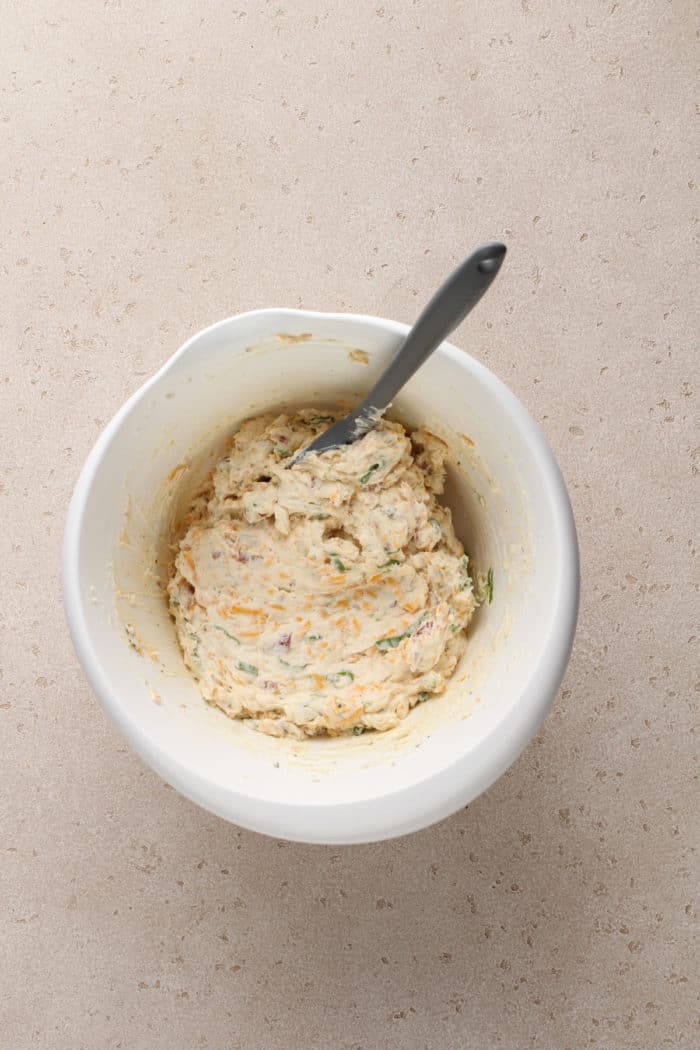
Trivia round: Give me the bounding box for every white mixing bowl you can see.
[63,309,579,843]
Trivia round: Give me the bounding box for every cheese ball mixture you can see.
[168,410,479,738]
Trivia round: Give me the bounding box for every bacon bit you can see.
[212,550,222,560]
[414,620,434,637]
[277,632,291,648]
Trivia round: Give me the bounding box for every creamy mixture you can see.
[168,410,480,738]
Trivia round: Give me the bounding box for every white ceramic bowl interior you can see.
[63,310,578,843]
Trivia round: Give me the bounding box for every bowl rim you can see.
[62,308,579,844]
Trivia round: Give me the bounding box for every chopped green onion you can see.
[329,554,347,572]
[352,725,366,736]
[211,624,240,643]
[309,415,333,426]
[460,554,473,591]
[375,632,408,650]
[359,462,381,485]
[279,657,308,670]
[186,629,202,663]
[326,670,354,687]
[375,611,430,650]
[273,444,292,458]
[417,691,430,703]
[475,567,495,604]
[236,660,258,676]
[306,633,322,641]
[379,558,401,570]
[429,518,441,530]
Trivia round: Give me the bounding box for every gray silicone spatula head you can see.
[296,241,506,461]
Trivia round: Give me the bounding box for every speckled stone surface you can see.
[2,2,698,1048]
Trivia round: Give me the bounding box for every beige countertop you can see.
[2,2,697,1047]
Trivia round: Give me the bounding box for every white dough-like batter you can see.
[168,410,480,738]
